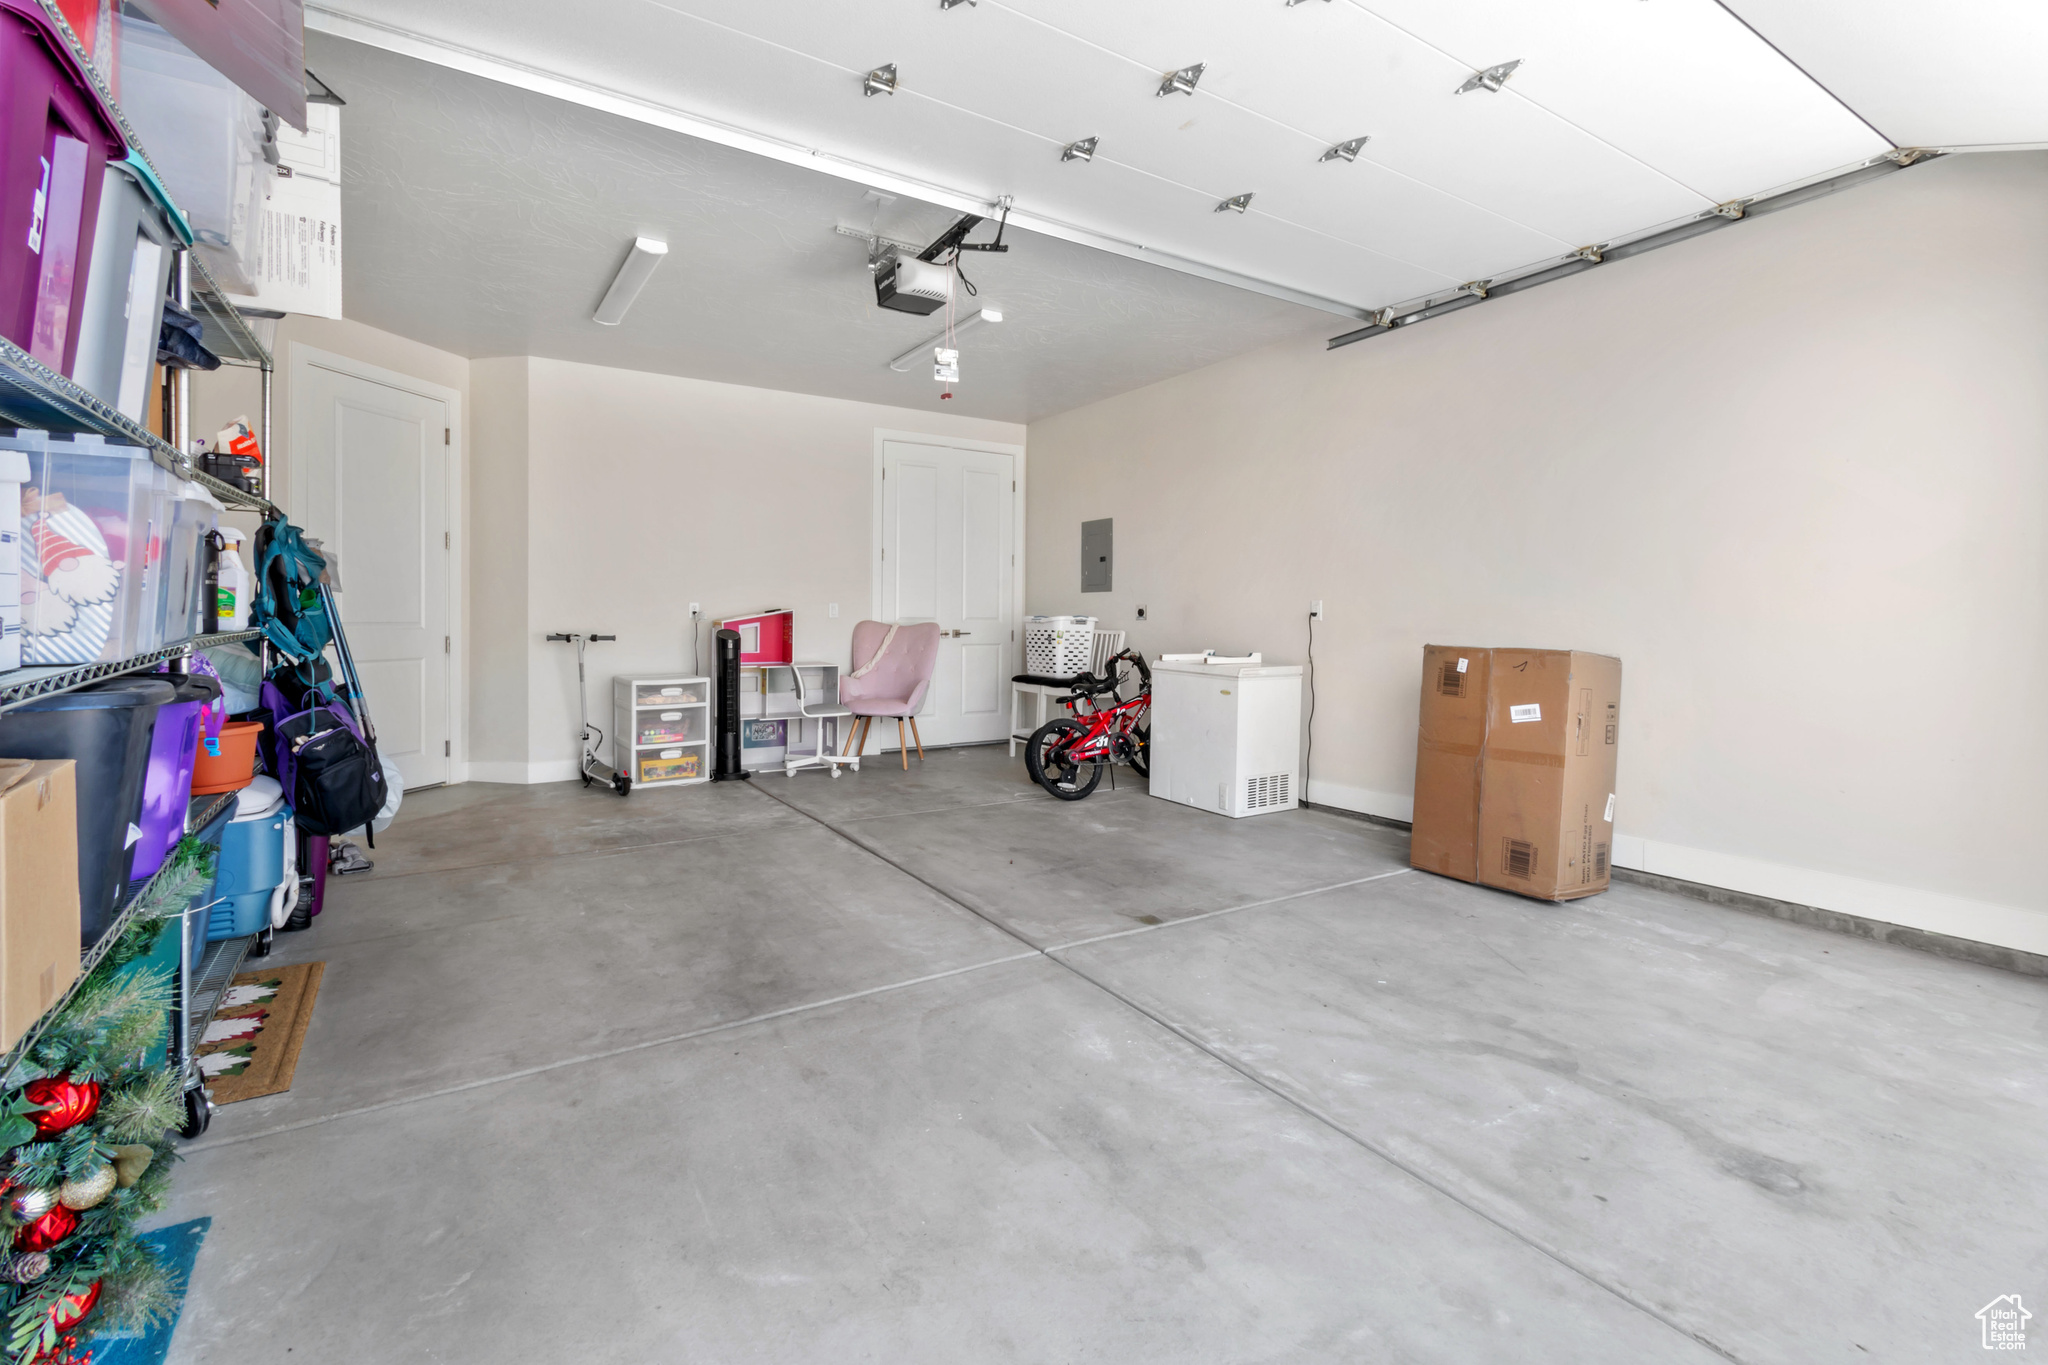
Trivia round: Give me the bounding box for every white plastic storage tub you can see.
[114,17,268,292]
[1147,658,1304,819]
[4,431,157,664]
[1024,615,1096,677]
[71,159,185,421]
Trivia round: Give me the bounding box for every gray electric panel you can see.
[1081,518,1113,593]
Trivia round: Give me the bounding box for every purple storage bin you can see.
[0,0,127,376]
[130,670,220,881]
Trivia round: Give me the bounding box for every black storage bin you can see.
[0,678,176,944]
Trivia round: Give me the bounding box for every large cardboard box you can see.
[1411,648,1621,901]
[0,759,79,1049]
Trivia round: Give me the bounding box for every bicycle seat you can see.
[1012,672,1085,688]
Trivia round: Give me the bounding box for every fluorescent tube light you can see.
[593,238,668,325]
[888,308,1002,371]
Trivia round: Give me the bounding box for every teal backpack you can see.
[251,517,332,662]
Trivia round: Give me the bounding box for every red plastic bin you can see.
[0,0,126,376]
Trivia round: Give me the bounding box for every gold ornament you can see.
[57,1164,116,1211]
[4,1186,53,1221]
[110,1146,154,1188]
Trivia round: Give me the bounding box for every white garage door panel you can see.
[1721,0,2048,148]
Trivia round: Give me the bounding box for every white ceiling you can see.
[310,33,1330,423]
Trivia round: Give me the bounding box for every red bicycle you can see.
[1024,650,1152,800]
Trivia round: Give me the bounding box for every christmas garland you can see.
[0,838,216,1363]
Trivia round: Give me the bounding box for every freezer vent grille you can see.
[1245,773,1291,810]
[1503,838,1537,879]
[1437,662,1464,697]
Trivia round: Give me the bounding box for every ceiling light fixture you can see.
[1320,136,1369,163]
[592,237,667,325]
[887,308,1003,371]
[1158,64,1204,97]
[1215,193,1254,214]
[1456,59,1521,94]
[1061,137,1098,162]
[864,64,898,97]
[939,0,976,7]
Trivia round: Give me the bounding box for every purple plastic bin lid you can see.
[0,0,128,159]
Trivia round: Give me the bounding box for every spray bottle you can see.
[216,528,251,630]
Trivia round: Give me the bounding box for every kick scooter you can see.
[547,633,632,795]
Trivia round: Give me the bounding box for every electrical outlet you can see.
[1135,605,1148,621]
[829,603,839,618]
[689,602,700,617]
[1310,600,1325,620]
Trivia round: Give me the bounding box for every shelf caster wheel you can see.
[179,1089,213,1139]
[250,926,274,958]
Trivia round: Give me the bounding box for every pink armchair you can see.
[840,621,942,770]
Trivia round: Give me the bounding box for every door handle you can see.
[945,629,974,638]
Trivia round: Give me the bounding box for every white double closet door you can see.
[291,352,453,790]
[876,438,1019,749]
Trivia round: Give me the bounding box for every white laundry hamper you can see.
[1024,616,1096,677]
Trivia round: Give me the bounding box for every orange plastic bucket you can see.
[192,720,265,795]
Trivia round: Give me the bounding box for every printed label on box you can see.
[1604,793,1615,822]
[1509,703,1541,723]
[1456,657,1468,673]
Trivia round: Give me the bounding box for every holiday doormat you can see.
[193,962,325,1103]
[85,1218,209,1364]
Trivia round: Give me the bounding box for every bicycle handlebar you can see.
[546,633,618,642]
[591,635,616,641]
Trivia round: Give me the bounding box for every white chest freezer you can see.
[1148,659,1303,818]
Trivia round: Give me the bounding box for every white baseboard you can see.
[1309,779,2045,956]
[1609,835,2048,958]
[1304,778,1413,823]
[465,759,581,785]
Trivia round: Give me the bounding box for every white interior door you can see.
[293,357,451,788]
[878,439,1016,748]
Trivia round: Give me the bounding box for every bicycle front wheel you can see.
[1026,718,1104,801]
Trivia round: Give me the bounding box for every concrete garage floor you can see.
[158,746,2045,1364]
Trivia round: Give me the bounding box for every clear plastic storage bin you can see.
[71,160,183,420]
[5,431,156,664]
[114,17,267,292]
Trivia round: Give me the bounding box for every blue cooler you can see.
[209,777,291,941]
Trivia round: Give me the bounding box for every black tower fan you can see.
[711,628,750,782]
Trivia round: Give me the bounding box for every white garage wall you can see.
[510,358,1026,780]
[1024,152,2048,956]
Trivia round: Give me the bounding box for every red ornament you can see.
[22,1076,99,1136]
[13,1205,77,1252]
[47,1280,99,1332]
